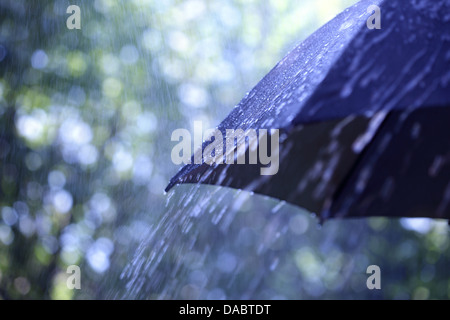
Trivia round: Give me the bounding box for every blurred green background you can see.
[0,0,449,300]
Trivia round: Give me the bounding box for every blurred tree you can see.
[0,0,449,300]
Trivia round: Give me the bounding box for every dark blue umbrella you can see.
[166,0,450,221]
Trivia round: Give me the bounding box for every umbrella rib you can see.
[326,111,393,220]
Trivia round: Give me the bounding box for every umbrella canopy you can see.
[166,0,450,221]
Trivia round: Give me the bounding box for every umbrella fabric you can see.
[166,0,450,220]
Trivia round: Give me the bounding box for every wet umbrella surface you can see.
[166,0,450,221]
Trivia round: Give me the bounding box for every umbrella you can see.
[166,0,450,221]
